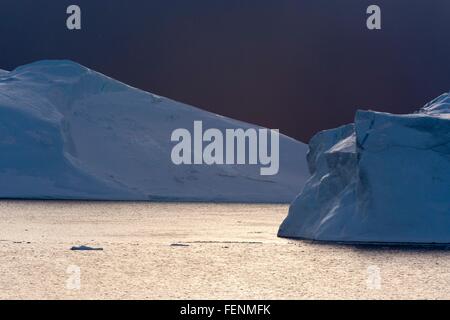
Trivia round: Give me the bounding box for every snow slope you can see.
[0,60,309,202]
[278,93,450,243]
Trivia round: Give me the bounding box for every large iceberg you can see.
[278,93,450,243]
[0,60,309,202]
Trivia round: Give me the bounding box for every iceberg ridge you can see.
[0,60,309,202]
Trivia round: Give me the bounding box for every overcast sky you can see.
[1,0,450,142]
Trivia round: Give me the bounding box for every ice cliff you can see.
[0,60,309,202]
[279,93,450,243]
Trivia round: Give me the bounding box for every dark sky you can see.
[1,0,450,142]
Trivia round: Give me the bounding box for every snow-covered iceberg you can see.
[0,60,309,202]
[278,93,450,243]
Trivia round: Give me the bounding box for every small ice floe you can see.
[170,243,189,247]
[70,245,103,251]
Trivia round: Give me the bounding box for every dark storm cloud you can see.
[1,0,450,142]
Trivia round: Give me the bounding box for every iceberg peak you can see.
[420,92,450,116]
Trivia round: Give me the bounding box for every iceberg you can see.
[278,93,450,244]
[0,60,309,202]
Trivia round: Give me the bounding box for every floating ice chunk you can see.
[279,95,450,244]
